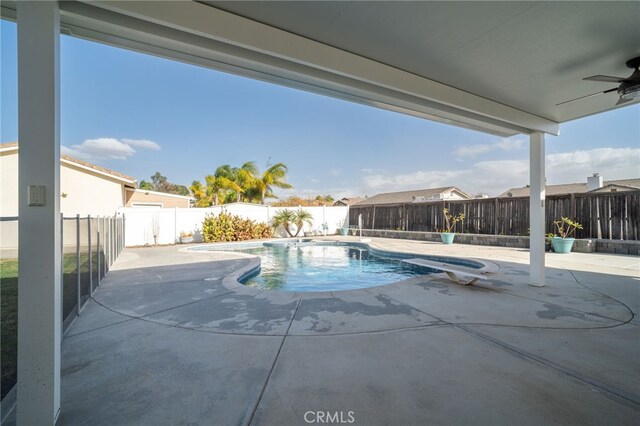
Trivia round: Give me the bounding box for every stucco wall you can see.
[125,190,191,208]
[1,151,126,217]
[0,151,19,216]
[61,163,125,216]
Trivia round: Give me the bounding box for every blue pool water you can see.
[193,241,482,292]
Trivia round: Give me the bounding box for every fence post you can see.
[118,216,122,255]
[113,218,116,259]
[123,213,126,253]
[96,216,101,286]
[106,217,110,269]
[493,197,499,235]
[60,213,64,317]
[76,214,81,316]
[372,206,376,230]
[88,214,92,295]
[107,218,113,268]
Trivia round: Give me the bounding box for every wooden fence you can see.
[349,191,640,240]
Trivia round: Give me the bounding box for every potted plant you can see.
[440,208,464,244]
[550,217,583,254]
[336,220,349,236]
[545,233,555,252]
[179,231,194,244]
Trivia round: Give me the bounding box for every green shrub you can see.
[202,212,273,242]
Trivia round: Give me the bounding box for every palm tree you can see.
[292,208,314,237]
[235,161,259,202]
[255,162,292,204]
[189,180,210,207]
[271,209,296,237]
[205,166,242,205]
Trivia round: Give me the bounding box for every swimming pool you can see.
[191,241,483,292]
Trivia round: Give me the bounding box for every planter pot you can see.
[340,228,349,236]
[180,236,193,244]
[552,237,574,254]
[440,232,455,244]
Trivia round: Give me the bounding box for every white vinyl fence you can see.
[118,203,350,246]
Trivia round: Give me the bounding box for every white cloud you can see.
[356,147,639,197]
[330,168,341,176]
[454,137,525,159]
[363,170,461,191]
[62,137,161,161]
[121,138,161,151]
[546,147,640,184]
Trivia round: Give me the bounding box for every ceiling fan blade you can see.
[583,75,625,83]
[556,87,617,106]
[615,97,634,106]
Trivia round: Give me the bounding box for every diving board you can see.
[402,258,487,286]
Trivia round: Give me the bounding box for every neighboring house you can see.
[333,197,365,206]
[125,188,192,208]
[1,142,136,217]
[353,186,471,206]
[498,174,640,198]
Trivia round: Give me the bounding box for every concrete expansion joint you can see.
[247,298,302,426]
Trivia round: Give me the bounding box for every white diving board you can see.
[402,258,488,286]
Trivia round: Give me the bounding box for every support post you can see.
[17,2,61,423]
[529,131,546,287]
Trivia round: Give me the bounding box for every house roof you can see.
[588,182,640,193]
[1,141,136,186]
[126,188,193,200]
[353,187,471,206]
[333,197,365,206]
[498,178,640,198]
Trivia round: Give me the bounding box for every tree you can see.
[270,195,336,207]
[194,160,293,205]
[205,166,242,205]
[139,172,189,196]
[151,172,169,192]
[254,163,292,204]
[190,180,210,207]
[234,161,259,202]
[139,180,154,190]
[271,208,313,237]
[271,209,297,237]
[292,208,314,237]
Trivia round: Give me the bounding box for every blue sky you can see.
[2,19,639,198]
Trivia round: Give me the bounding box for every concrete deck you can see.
[16,237,640,425]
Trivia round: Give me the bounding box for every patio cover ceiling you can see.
[2,1,639,136]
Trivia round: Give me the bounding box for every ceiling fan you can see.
[557,56,640,106]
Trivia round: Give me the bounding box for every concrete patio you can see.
[18,237,639,425]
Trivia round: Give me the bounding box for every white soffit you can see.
[6,2,637,135]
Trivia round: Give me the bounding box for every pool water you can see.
[225,242,440,292]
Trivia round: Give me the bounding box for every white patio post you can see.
[529,131,546,287]
[17,1,61,424]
